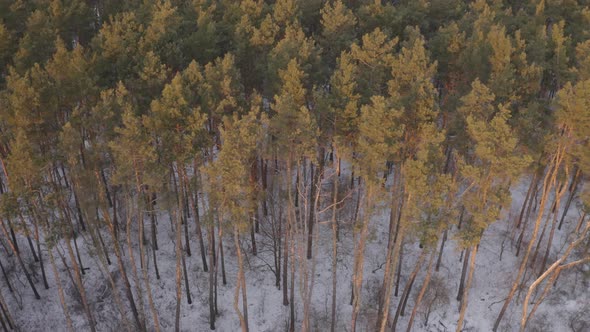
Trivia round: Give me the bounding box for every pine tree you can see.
[319,0,357,70]
[207,110,266,332]
[352,95,400,332]
[455,80,531,331]
[13,10,56,73]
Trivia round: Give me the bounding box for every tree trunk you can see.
[30,211,49,289]
[516,173,537,229]
[234,227,249,332]
[391,250,426,331]
[435,229,448,272]
[283,160,291,306]
[406,251,436,332]
[208,221,216,330]
[65,233,96,332]
[539,182,568,275]
[395,243,404,297]
[307,163,316,259]
[217,215,227,285]
[47,247,74,332]
[95,172,143,331]
[0,218,40,299]
[351,182,373,332]
[493,150,563,332]
[558,168,581,230]
[186,168,208,272]
[516,177,540,257]
[174,209,183,332]
[330,155,340,332]
[0,258,13,293]
[456,245,478,332]
[457,247,470,302]
[125,197,146,331]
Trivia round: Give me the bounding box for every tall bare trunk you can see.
[233,227,249,332]
[392,250,427,331]
[351,181,373,332]
[456,247,470,302]
[0,218,40,299]
[456,245,478,332]
[65,232,96,332]
[406,250,436,332]
[330,155,340,332]
[47,246,74,332]
[558,168,581,230]
[174,207,183,332]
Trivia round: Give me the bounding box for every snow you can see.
[1,170,588,332]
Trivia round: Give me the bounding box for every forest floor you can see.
[3,176,589,332]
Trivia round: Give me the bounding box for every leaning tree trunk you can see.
[493,149,564,332]
[0,218,40,299]
[558,168,581,230]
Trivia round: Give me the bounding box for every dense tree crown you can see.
[0,0,588,332]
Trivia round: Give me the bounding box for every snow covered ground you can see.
[2,176,588,332]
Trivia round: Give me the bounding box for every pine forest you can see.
[0,0,588,331]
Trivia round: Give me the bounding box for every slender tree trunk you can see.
[174,209,183,332]
[575,212,586,233]
[47,247,74,332]
[95,172,142,330]
[234,227,249,332]
[125,196,146,331]
[493,149,563,332]
[0,258,13,293]
[456,245,478,332]
[0,218,40,299]
[71,231,85,276]
[406,250,436,332]
[208,221,216,330]
[539,182,568,275]
[65,232,96,332]
[558,168,581,230]
[436,229,448,272]
[4,218,18,254]
[287,156,297,332]
[330,155,339,332]
[351,182,373,332]
[186,167,208,272]
[391,250,427,331]
[283,160,291,306]
[457,247,470,302]
[30,211,49,289]
[306,163,316,259]
[289,221,295,332]
[516,173,537,229]
[134,193,161,332]
[261,157,269,218]
[217,214,227,285]
[516,178,539,256]
[0,289,14,331]
[395,243,404,297]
